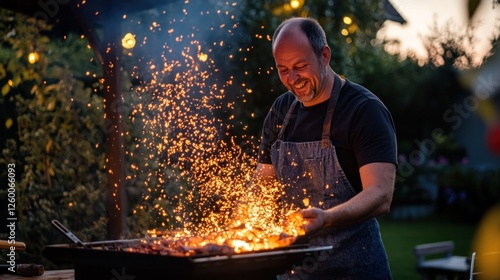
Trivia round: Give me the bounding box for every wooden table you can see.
[1,270,74,280]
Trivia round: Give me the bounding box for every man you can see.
[253,17,397,279]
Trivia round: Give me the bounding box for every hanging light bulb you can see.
[122,32,136,49]
[290,0,301,9]
[28,52,39,64]
[343,16,352,25]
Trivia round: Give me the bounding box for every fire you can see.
[140,209,307,256]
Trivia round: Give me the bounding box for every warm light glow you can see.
[290,0,301,9]
[343,16,352,25]
[122,32,136,49]
[28,52,39,64]
[341,29,349,36]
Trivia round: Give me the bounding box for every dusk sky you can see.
[378,0,500,63]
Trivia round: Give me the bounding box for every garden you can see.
[0,0,499,278]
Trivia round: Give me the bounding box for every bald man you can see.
[253,17,397,279]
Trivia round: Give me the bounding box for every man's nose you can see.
[288,69,299,84]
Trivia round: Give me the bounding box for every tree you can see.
[0,10,107,265]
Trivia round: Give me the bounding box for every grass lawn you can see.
[379,215,479,280]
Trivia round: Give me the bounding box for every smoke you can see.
[112,1,266,234]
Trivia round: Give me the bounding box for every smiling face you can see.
[273,22,331,106]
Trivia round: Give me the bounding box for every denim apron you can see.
[272,75,392,279]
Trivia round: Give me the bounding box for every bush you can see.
[437,166,500,222]
[0,12,107,266]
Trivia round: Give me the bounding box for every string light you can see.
[122,32,136,49]
[28,52,39,64]
[290,0,301,9]
[343,16,352,25]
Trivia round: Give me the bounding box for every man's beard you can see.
[298,66,326,103]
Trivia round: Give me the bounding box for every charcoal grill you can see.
[43,239,333,280]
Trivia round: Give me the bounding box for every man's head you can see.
[272,17,327,58]
[272,17,332,106]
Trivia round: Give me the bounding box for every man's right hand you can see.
[300,207,327,235]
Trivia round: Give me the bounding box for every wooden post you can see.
[72,2,127,239]
[102,18,127,240]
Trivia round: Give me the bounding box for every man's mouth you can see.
[295,81,307,89]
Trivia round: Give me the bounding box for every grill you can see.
[43,240,332,280]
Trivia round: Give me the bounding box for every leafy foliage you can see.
[0,10,107,265]
[436,164,500,222]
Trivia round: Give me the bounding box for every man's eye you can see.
[296,65,306,70]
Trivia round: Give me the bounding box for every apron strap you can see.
[321,74,342,148]
[277,98,298,141]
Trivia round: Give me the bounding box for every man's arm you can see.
[301,162,396,233]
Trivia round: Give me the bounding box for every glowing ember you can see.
[136,220,304,256]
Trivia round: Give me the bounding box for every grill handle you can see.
[51,220,88,248]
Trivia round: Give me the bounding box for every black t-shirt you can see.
[257,79,398,193]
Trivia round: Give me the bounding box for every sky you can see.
[377,0,500,63]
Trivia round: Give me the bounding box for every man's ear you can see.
[321,45,331,66]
